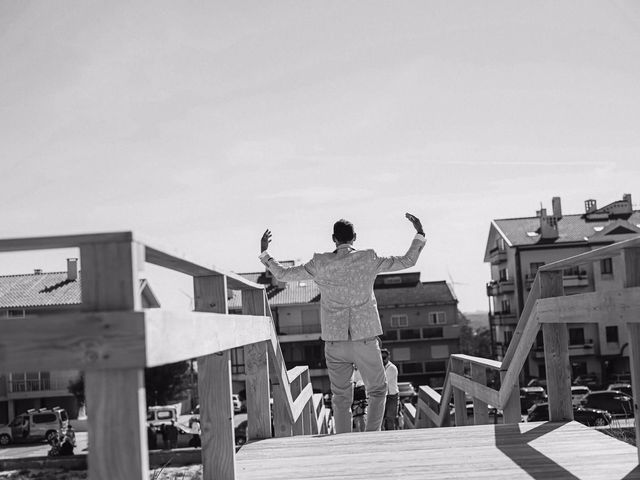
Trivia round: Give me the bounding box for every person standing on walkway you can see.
[259,213,426,433]
[381,348,400,430]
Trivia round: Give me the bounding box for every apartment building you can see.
[484,193,640,385]
[0,259,160,424]
[229,266,461,392]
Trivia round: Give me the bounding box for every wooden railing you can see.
[408,236,640,459]
[0,232,330,480]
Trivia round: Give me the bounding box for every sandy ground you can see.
[0,465,203,479]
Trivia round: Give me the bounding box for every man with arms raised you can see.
[259,213,426,433]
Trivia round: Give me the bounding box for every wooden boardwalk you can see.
[236,422,640,480]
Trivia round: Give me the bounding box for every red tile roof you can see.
[228,272,321,310]
[228,271,456,310]
[494,212,640,247]
[0,272,80,308]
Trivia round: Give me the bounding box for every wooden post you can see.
[451,358,466,427]
[623,247,640,462]
[80,240,148,480]
[500,370,521,424]
[471,364,489,425]
[540,270,573,422]
[195,275,236,480]
[242,289,272,441]
[303,369,314,434]
[290,372,304,435]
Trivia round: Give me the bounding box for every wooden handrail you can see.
[417,237,640,439]
[0,231,329,480]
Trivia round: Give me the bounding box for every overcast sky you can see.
[1,0,640,312]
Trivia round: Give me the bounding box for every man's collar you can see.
[333,243,355,253]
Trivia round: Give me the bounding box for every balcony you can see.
[489,311,518,326]
[486,281,499,297]
[8,377,71,395]
[279,324,321,335]
[488,247,507,265]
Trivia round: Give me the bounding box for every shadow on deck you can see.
[236,422,640,480]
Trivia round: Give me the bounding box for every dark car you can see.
[520,387,547,414]
[573,374,600,390]
[581,391,634,418]
[527,402,611,427]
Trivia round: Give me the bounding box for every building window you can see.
[390,314,409,327]
[499,268,509,281]
[6,310,25,318]
[428,312,446,325]
[497,238,506,251]
[530,262,545,276]
[399,328,421,340]
[422,327,444,338]
[501,299,511,314]
[401,362,423,374]
[569,328,585,346]
[231,347,245,374]
[380,330,398,342]
[606,326,619,343]
[601,258,613,275]
[425,361,447,373]
[535,331,543,349]
[504,330,513,346]
[431,344,450,359]
[391,347,411,361]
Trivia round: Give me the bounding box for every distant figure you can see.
[147,425,158,450]
[381,349,399,430]
[64,424,76,447]
[352,366,367,432]
[59,434,74,456]
[260,213,426,433]
[166,420,179,449]
[160,424,169,450]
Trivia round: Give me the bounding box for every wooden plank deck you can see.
[236,422,640,479]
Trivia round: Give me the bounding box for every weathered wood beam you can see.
[449,373,500,407]
[144,244,262,291]
[451,354,501,371]
[0,311,146,372]
[0,231,134,252]
[539,236,640,273]
[536,287,640,325]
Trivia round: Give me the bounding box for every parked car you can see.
[573,374,600,390]
[571,386,591,406]
[607,383,632,396]
[527,378,548,389]
[147,405,179,428]
[527,402,611,427]
[0,407,69,446]
[520,386,547,414]
[581,391,634,418]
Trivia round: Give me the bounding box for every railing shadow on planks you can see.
[401,236,640,460]
[0,231,330,480]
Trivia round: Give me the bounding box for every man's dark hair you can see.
[333,219,355,243]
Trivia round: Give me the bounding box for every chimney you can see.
[34,269,43,275]
[552,196,562,219]
[539,209,559,240]
[623,193,633,209]
[585,199,597,213]
[67,258,78,281]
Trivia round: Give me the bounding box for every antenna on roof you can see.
[447,269,467,299]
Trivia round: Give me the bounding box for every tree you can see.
[145,361,192,406]
[68,373,85,407]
